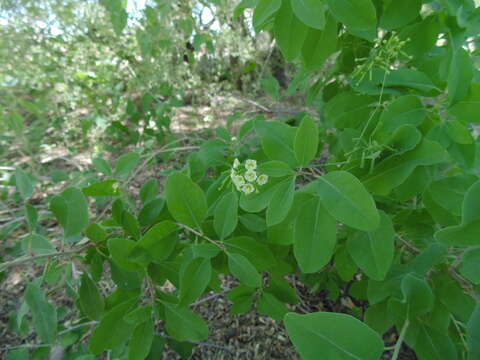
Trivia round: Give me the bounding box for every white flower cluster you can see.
[230,158,268,195]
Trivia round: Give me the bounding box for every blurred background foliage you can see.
[0,0,289,157]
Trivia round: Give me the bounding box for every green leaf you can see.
[140,179,159,205]
[79,273,104,321]
[261,76,280,100]
[434,274,475,323]
[408,244,446,277]
[347,211,395,281]
[138,198,165,227]
[255,119,297,167]
[214,191,238,239]
[119,210,141,240]
[411,322,458,360]
[364,301,392,335]
[294,197,336,273]
[384,69,437,92]
[294,115,319,167]
[92,157,112,176]
[128,319,154,360]
[401,273,434,319]
[115,152,140,180]
[108,238,142,272]
[266,177,295,226]
[256,292,287,321]
[425,174,477,218]
[179,258,212,307]
[228,285,256,314]
[228,253,262,288]
[317,171,380,231]
[239,213,267,232]
[292,0,326,29]
[187,152,206,182]
[463,179,480,224]
[284,312,384,360]
[89,298,137,354]
[258,160,294,178]
[21,234,54,255]
[146,336,166,360]
[445,119,474,144]
[101,0,127,36]
[334,245,358,282]
[165,172,207,230]
[379,0,422,29]
[435,221,480,246]
[448,82,480,123]
[82,179,119,197]
[252,0,281,30]
[324,92,375,130]
[459,248,480,285]
[430,178,480,240]
[326,0,377,41]
[188,243,220,259]
[55,187,89,239]
[387,125,422,154]
[15,168,33,200]
[376,95,425,138]
[25,203,37,232]
[399,16,442,60]
[239,177,282,213]
[301,14,338,71]
[85,223,107,243]
[25,283,57,344]
[448,48,474,105]
[164,304,208,342]
[363,139,449,195]
[467,305,480,360]
[125,306,152,325]
[6,349,28,360]
[224,236,276,271]
[137,221,178,262]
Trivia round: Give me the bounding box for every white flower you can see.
[245,159,257,170]
[233,158,240,169]
[257,174,268,186]
[241,183,255,195]
[244,170,257,182]
[233,175,245,187]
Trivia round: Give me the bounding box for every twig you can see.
[176,222,225,251]
[0,245,91,272]
[1,343,52,351]
[190,290,228,307]
[395,235,420,254]
[96,141,198,221]
[257,39,276,86]
[58,321,98,336]
[391,319,409,360]
[235,96,273,113]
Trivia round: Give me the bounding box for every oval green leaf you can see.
[228,253,262,288]
[165,172,207,230]
[214,191,238,239]
[294,197,336,273]
[284,311,384,360]
[317,171,380,231]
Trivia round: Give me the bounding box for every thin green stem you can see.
[176,222,225,251]
[0,245,91,272]
[392,320,409,360]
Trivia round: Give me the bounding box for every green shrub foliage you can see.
[2,0,480,359]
